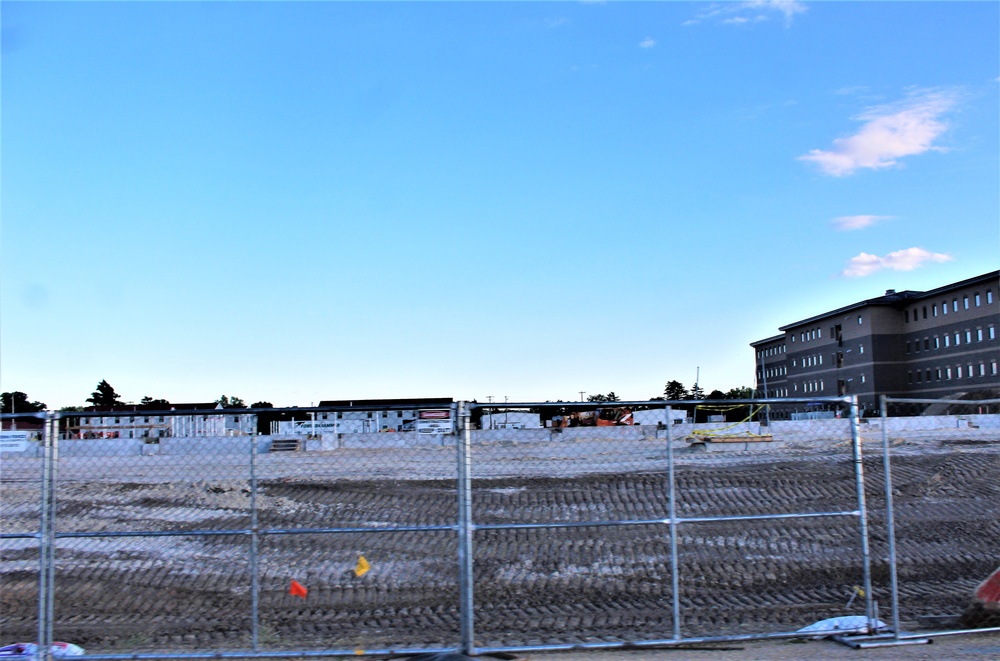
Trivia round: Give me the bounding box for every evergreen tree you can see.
[688,383,705,400]
[663,381,688,401]
[86,380,122,407]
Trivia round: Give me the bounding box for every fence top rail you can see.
[465,396,851,411]
[0,411,47,421]
[882,396,1000,406]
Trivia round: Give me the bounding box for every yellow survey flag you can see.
[854,585,865,597]
[355,555,371,577]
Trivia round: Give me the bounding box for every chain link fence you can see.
[2,396,998,657]
[465,398,875,650]
[859,397,1000,644]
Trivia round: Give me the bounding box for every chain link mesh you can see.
[3,397,997,654]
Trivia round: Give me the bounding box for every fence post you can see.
[848,395,876,630]
[36,414,55,661]
[665,405,681,641]
[880,396,901,638]
[456,402,475,655]
[250,431,260,650]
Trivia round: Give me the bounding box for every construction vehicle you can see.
[549,407,634,428]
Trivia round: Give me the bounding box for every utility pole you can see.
[579,391,585,401]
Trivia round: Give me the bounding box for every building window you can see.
[988,290,993,305]
[859,344,864,354]
[905,310,909,323]
[935,369,941,381]
[926,369,931,382]
[914,341,920,353]
[934,336,940,349]
[965,330,972,343]
[905,341,911,354]
[942,301,948,315]
[953,299,958,312]
[922,306,928,319]
[975,293,981,307]
[860,374,866,384]
[955,332,961,345]
[979,363,986,377]
[858,315,863,325]
[957,366,963,378]
[946,367,952,380]
[978,329,983,342]
[964,295,969,309]
[968,364,974,377]
[819,354,823,365]
[944,335,950,347]
[933,304,938,317]
[818,328,822,338]
[907,371,913,384]
[990,326,996,340]
[916,371,922,383]
[992,361,998,376]
[924,338,930,351]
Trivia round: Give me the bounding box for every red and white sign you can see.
[417,409,453,434]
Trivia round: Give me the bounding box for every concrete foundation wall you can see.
[59,438,145,457]
[2,413,997,459]
[158,437,258,456]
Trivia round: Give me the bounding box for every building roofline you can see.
[83,402,221,413]
[316,397,454,408]
[749,334,785,347]
[777,270,999,331]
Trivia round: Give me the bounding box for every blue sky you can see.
[2,1,998,409]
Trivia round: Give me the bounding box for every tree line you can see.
[1,380,272,414]
[583,382,754,404]
[4,379,756,416]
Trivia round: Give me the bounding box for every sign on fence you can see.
[417,409,453,434]
[0,430,31,453]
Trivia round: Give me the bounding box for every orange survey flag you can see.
[289,580,308,598]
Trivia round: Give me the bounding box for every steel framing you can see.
[2,396,997,660]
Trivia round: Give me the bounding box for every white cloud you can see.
[831,215,893,231]
[841,248,953,278]
[545,17,570,29]
[800,89,960,176]
[639,37,656,49]
[685,0,806,27]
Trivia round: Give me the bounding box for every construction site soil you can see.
[1,438,997,653]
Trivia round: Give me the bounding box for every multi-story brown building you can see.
[751,270,999,414]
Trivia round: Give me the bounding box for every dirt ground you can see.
[1,435,997,654]
[532,630,1000,660]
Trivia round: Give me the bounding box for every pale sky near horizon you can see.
[2,1,998,409]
